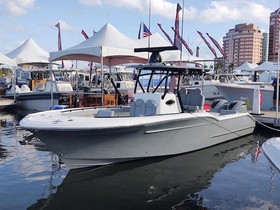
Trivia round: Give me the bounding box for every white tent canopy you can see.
[233,61,258,72]
[6,38,49,65]
[252,61,278,72]
[0,53,16,66]
[6,37,49,65]
[50,23,148,66]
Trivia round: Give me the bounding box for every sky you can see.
[0,0,279,68]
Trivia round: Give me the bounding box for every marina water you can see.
[1,110,280,210]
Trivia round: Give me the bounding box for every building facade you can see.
[223,23,263,69]
[262,32,269,62]
[268,9,280,62]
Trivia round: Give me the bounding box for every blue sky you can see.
[0,0,279,64]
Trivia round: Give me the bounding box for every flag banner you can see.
[55,22,64,68]
[138,22,142,39]
[157,23,173,45]
[143,23,152,37]
[172,27,193,55]
[81,30,89,39]
[195,46,200,67]
[206,33,225,57]
[197,31,217,58]
[55,22,62,51]
[173,3,182,50]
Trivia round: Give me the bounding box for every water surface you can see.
[0,111,280,210]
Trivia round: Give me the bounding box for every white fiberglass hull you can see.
[215,83,273,110]
[262,137,280,172]
[20,108,255,169]
[15,92,74,111]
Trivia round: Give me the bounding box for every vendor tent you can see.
[252,61,278,72]
[233,61,258,73]
[50,23,148,66]
[0,53,16,66]
[6,37,49,66]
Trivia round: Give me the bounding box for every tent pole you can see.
[100,47,104,106]
[50,62,53,109]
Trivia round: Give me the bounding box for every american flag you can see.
[143,23,152,37]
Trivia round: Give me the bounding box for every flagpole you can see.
[277,15,280,119]
[180,0,184,62]
[148,0,151,48]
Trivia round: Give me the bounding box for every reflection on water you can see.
[0,111,280,210]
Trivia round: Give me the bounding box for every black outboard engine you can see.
[210,99,229,112]
[228,100,247,113]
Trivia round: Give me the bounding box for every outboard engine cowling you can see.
[210,99,228,112]
[228,100,247,113]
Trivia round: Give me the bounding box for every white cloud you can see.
[79,0,272,24]
[192,1,271,24]
[0,0,35,16]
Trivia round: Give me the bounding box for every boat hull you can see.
[27,113,255,169]
[262,137,280,172]
[16,92,75,111]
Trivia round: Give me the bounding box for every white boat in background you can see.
[262,137,280,172]
[184,72,251,100]
[20,47,256,169]
[215,82,273,110]
[4,68,79,112]
[0,98,16,109]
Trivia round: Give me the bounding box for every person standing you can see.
[169,75,179,94]
[272,75,280,110]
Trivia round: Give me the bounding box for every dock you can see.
[250,110,280,128]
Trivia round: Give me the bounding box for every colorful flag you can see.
[206,33,225,57]
[55,22,64,68]
[55,22,62,51]
[197,31,217,58]
[157,23,173,45]
[195,47,200,67]
[196,46,200,57]
[173,3,182,50]
[81,30,89,39]
[138,22,142,39]
[171,27,193,55]
[143,23,152,37]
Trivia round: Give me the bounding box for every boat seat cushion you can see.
[130,99,146,116]
[145,99,157,116]
[181,88,205,112]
